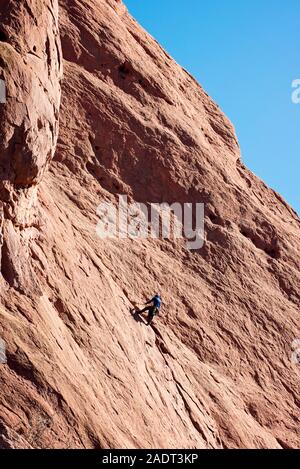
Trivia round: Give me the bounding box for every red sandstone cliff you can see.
[0,0,299,449]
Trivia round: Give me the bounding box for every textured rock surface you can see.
[0,0,300,449]
[0,0,62,291]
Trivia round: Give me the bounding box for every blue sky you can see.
[123,0,300,215]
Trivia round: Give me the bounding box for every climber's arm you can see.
[145,298,154,305]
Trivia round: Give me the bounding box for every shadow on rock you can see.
[130,308,145,324]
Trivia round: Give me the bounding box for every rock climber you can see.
[136,294,162,326]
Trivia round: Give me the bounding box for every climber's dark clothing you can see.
[138,305,158,325]
[137,295,162,325]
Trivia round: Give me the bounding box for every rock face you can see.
[0,0,62,290]
[0,0,300,449]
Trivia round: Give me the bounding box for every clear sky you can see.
[123,0,300,215]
